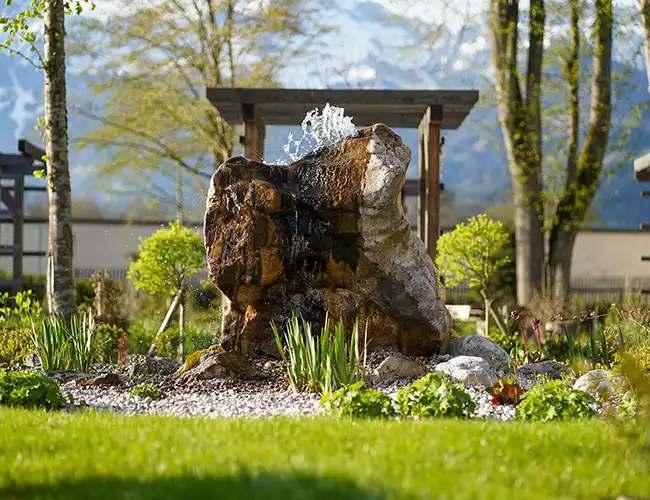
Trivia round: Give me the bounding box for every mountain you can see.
[0,0,649,227]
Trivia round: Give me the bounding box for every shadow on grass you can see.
[0,470,391,500]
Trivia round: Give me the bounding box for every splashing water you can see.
[281,103,357,163]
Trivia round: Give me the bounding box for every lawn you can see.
[0,408,648,500]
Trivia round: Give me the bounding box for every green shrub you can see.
[146,323,219,359]
[127,319,156,355]
[396,373,475,419]
[130,383,164,400]
[321,381,396,419]
[451,319,477,337]
[188,283,221,310]
[272,313,361,395]
[0,328,33,365]
[0,369,66,409]
[515,380,597,422]
[0,291,42,365]
[93,323,125,364]
[75,279,95,308]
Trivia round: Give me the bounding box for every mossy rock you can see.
[174,345,224,376]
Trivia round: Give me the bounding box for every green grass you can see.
[0,409,649,500]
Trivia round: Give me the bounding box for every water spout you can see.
[281,103,357,163]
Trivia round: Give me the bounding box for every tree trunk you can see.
[488,0,545,306]
[548,0,613,309]
[147,288,183,358]
[178,287,186,362]
[480,289,510,337]
[44,0,76,317]
[639,0,650,93]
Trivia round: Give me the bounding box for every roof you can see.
[206,88,479,129]
[634,151,650,182]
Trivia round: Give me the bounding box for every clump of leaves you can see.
[515,379,597,422]
[396,373,475,419]
[0,369,66,410]
[487,377,526,406]
[130,383,164,400]
[321,381,395,419]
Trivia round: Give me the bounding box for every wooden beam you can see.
[17,139,46,163]
[0,186,15,215]
[0,155,36,170]
[12,176,24,294]
[206,88,478,130]
[207,88,479,107]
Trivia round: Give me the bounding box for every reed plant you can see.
[272,313,363,395]
[29,313,96,371]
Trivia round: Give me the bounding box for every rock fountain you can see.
[203,106,451,359]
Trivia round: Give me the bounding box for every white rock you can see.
[372,352,428,382]
[573,369,630,401]
[448,335,512,371]
[434,356,498,387]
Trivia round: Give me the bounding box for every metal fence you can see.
[73,268,210,285]
[73,269,650,305]
[443,275,650,306]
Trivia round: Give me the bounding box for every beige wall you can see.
[0,221,201,275]
[572,230,649,278]
[1,221,649,280]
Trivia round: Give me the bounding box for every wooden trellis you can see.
[0,139,47,293]
[205,88,478,262]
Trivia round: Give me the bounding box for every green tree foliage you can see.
[436,214,511,292]
[69,0,329,209]
[436,214,512,334]
[128,222,205,297]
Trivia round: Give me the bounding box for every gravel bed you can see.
[63,381,322,418]
[62,374,517,421]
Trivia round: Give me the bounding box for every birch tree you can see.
[1,0,92,317]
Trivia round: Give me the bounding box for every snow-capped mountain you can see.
[0,0,648,227]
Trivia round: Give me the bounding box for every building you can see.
[3,218,650,289]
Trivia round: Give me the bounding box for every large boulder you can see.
[204,124,451,357]
[448,335,512,371]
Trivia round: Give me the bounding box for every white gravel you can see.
[63,384,323,418]
[62,377,517,421]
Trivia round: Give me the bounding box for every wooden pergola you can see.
[206,88,478,260]
[0,139,47,293]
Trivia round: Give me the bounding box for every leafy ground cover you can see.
[0,409,648,500]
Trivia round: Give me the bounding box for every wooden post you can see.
[12,177,24,295]
[243,103,265,161]
[419,106,442,261]
[417,120,427,243]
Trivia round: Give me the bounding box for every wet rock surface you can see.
[204,124,451,357]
